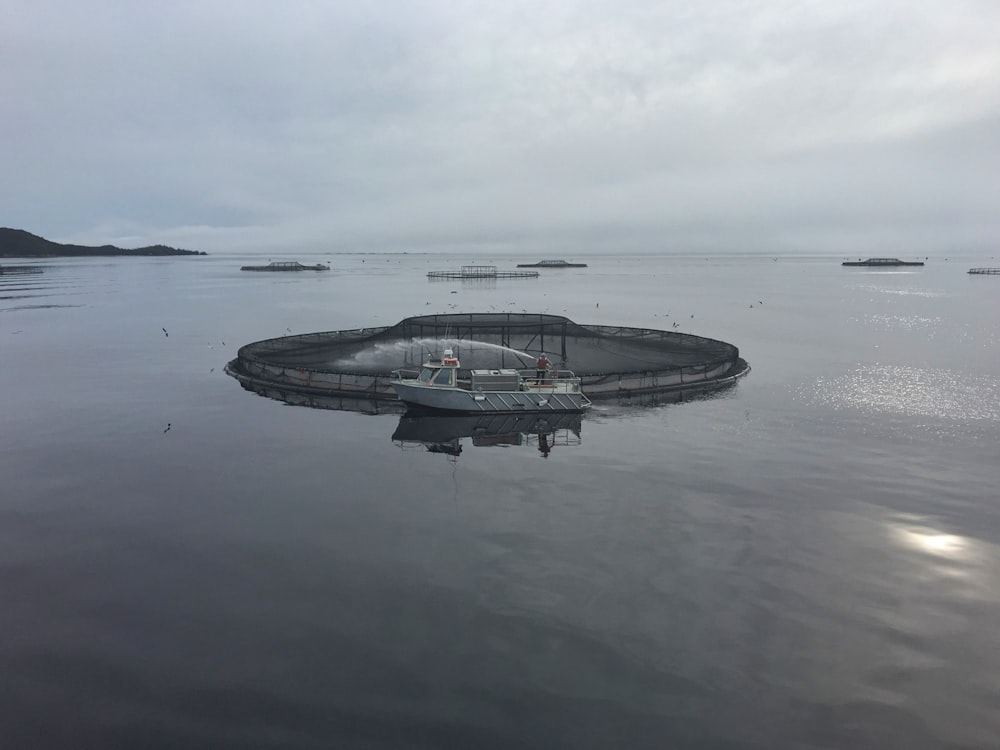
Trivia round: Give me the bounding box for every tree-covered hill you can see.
[0,228,206,257]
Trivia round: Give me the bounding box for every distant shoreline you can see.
[0,227,206,257]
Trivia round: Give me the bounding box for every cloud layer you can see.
[3,0,999,253]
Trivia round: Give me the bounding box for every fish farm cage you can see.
[0,264,44,275]
[226,313,748,404]
[427,265,539,280]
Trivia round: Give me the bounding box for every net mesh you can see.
[227,313,747,400]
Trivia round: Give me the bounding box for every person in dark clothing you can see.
[538,432,551,457]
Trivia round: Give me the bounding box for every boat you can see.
[516,259,588,268]
[391,349,591,413]
[968,268,1000,275]
[241,261,330,271]
[841,258,924,267]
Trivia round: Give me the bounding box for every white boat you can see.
[391,350,591,413]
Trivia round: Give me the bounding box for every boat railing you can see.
[516,368,578,378]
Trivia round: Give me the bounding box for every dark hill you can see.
[0,228,206,257]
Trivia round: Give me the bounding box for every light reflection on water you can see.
[852,314,942,332]
[849,282,949,298]
[805,365,1000,423]
[885,513,999,614]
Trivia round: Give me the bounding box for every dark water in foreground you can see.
[2,252,999,749]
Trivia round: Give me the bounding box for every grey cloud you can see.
[2,0,999,253]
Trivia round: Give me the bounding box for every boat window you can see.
[419,368,436,383]
[432,368,454,386]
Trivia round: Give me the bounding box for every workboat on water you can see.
[391,349,591,413]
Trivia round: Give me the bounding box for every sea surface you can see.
[1,251,998,749]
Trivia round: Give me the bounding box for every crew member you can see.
[536,352,549,382]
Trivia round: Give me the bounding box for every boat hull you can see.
[391,381,588,413]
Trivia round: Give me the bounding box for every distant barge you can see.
[842,258,924,267]
[516,259,588,268]
[428,265,539,280]
[241,261,330,271]
[968,268,1000,275]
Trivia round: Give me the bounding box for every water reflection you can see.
[805,365,1000,423]
[233,379,585,457]
[234,380,405,414]
[892,523,967,559]
[885,515,998,600]
[392,411,583,459]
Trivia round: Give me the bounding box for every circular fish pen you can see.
[226,313,749,403]
[427,265,539,280]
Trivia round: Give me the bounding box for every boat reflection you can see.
[392,411,582,458]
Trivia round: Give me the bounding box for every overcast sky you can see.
[2,0,998,254]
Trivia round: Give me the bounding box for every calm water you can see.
[1,252,998,749]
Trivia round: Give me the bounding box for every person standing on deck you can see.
[536,353,549,382]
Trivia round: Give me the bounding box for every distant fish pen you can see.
[241,261,330,271]
[968,268,1000,275]
[516,260,588,268]
[226,313,749,404]
[842,257,925,267]
[427,265,539,280]
[0,264,43,275]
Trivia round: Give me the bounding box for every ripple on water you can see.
[849,283,948,299]
[850,314,942,333]
[801,365,1000,424]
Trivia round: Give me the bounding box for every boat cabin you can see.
[415,351,524,392]
[417,364,457,387]
[416,349,461,387]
